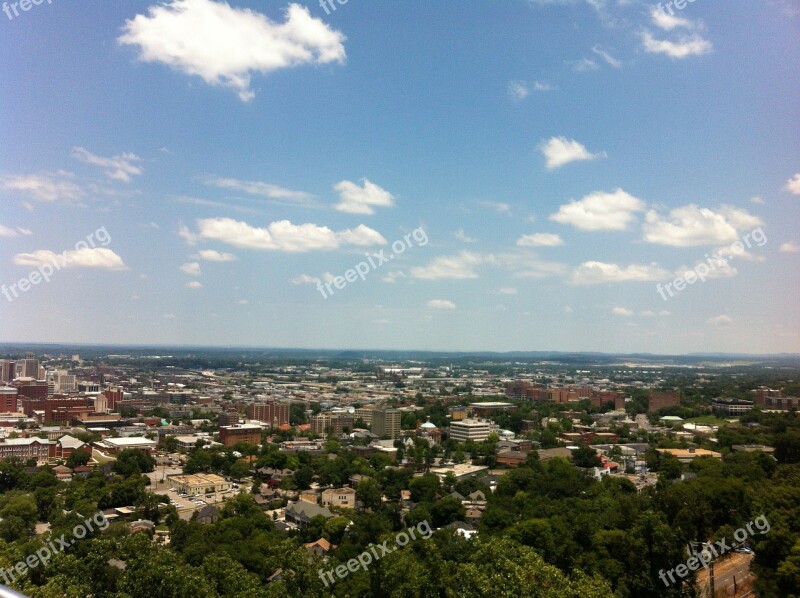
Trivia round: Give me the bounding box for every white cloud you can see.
[508,80,530,101]
[779,242,800,253]
[534,80,555,91]
[539,136,605,170]
[516,232,564,247]
[180,262,201,276]
[550,188,645,231]
[410,251,483,280]
[71,147,143,182]
[649,5,695,30]
[372,319,391,325]
[641,31,712,59]
[194,217,386,252]
[591,45,621,68]
[496,287,518,295]
[643,205,763,247]
[333,179,396,214]
[118,0,346,102]
[454,228,477,243]
[570,57,599,72]
[382,271,406,283]
[205,176,313,202]
[0,224,32,238]
[786,173,800,195]
[13,248,127,270]
[708,314,733,326]
[571,261,669,285]
[193,249,236,262]
[178,224,198,245]
[750,196,765,205]
[237,300,249,305]
[291,274,321,285]
[612,307,634,316]
[0,173,85,204]
[640,310,671,317]
[479,200,512,214]
[427,299,456,310]
[186,281,203,289]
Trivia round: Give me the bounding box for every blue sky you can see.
[1,0,798,353]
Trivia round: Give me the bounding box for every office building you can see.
[449,419,498,442]
[219,424,261,447]
[246,400,290,428]
[372,409,401,439]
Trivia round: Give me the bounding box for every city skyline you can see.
[1,0,799,353]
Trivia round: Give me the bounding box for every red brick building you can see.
[648,390,681,413]
[246,400,290,427]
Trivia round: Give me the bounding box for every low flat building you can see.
[656,448,722,463]
[95,437,157,455]
[321,487,356,509]
[167,473,231,496]
[219,424,261,447]
[449,419,498,442]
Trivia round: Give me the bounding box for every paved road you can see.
[696,552,754,597]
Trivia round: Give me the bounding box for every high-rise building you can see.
[372,409,401,439]
[0,387,18,413]
[310,413,353,437]
[0,361,15,383]
[218,410,240,427]
[246,400,290,427]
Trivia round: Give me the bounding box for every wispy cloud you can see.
[0,173,85,204]
[427,299,456,310]
[71,147,143,182]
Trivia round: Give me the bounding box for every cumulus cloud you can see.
[516,233,564,247]
[779,242,800,253]
[186,281,203,289]
[333,179,396,214]
[180,262,201,276]
[193,249,236,262]
[539,136,605,170]
[0,173,85,204]
[649,5,696,30]
[193,217,386,252]
[13,248,127,270]
[642,205,763,247]
[550,188,645,231]
[612,307,634,317]
[641,31,712,58]
[786,173,800,194]
[118,0,347,101]
[71,147,143,182]
[571,261,670,285]
[427,299,456,310]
